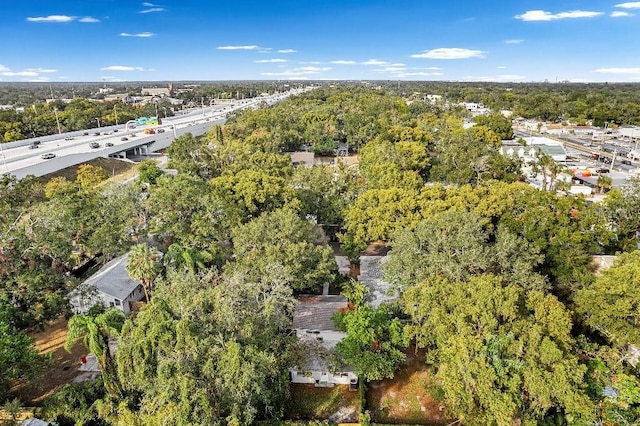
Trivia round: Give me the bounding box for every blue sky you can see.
[1,1,639,82]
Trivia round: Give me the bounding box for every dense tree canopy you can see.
[403,275,594,425]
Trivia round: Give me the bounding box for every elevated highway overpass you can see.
[0,90,302,179]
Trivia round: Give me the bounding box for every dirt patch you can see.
[366,346,451,425]
[285,384,359,422]
[10,317,87,405]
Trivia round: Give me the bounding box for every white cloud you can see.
[504,39,524,44]
[262,66,331,77]
[374,67,406,73]
[26,68,57,73]
[26,15,75,22]
[142,2,160,6]
[615,2,640,8]
[465,74,526,82]
[397,72,444,77]
[594,67,640,74]
[411,48,484,59]
[277,49,296,53]
[331,60,357,65]
[28,77,51,82]
[611,11,634,16]
[217,45,259,50]
[140,7,164,13]
[100,65,150,71]
[254,59,287,63]
[298,67,330,72]
[497,66,507,69]
[0,65,10,72]
[515,10,603,21]
[120,32,154,37]
[1,71,39,77]
[361,59,389,65]
[78,17,100,23]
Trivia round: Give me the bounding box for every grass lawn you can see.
[286,384,360,423]
[366,346,452,425]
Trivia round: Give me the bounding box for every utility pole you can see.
[49,85,62,135]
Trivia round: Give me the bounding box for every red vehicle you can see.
[144,128,156,134]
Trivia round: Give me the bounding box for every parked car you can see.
[106,142,114,147]
[41,153,56,159]
[89,142,100,149]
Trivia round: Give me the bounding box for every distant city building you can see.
[542,124,595,136]
[141,83,174,97]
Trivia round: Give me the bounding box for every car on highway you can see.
[93,132,100,136]
[29,143,39,149]
[83,132,89,136]
[157,129,165,133]
[596,168,610,174]
[130,133,137,137]
[622,159,632,165]
[106,142,114,147]
[89,142,100,149]
[41,153,56,159]
[64,136,74,141]
[121,137,129,141]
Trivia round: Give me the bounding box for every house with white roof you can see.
[289,295,358,388]
[68,254,144,315]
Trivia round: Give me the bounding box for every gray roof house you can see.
[68,254,144,315]
[289,295,358,388]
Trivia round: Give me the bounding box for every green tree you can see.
[574,251,640,349]
[125,244,162,302]
[64,309,125,398]
[0,298,50,403]
[383,211,547,292]
[228,208,337,292]
[403,275,594,425]
[474,113,514,140]
[603,178,640,251]
[334,305,409,381]
[137,160,163,185]
[76,164,108,189]
[116,269,295,425]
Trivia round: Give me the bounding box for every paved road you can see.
[0,90,302,179]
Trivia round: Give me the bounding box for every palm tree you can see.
[64,309,124,397]
[597,174,613,194]
[163,243,211,276]
[126,243,162,302]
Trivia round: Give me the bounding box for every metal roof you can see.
[292,295,348,331]
[70,254,140,301]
